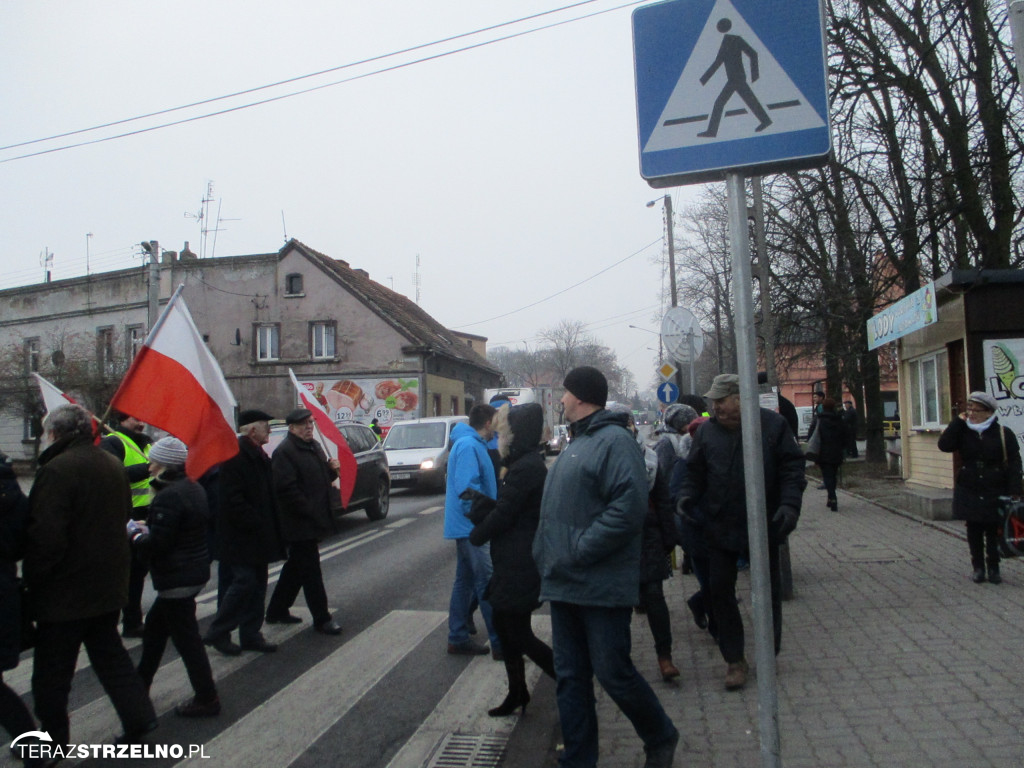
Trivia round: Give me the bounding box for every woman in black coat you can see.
[938,391,1023,584]
[129,437,220,718]
[467,403,555,717]
[814,398,848,511]
[0,452,41,763]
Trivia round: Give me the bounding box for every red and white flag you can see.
[32,373,77,414]
[289,369,358,508]
[111,286,238,479]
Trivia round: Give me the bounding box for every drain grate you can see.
[426,734,509,768]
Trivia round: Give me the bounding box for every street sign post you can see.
[633,0,831,186]
[656,381,680,404]
[634,4,831,765]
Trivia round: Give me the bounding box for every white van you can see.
[381,415,469,491]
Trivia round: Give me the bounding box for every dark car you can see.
[265,421,390,521]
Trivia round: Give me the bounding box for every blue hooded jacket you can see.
[444,422,498,539]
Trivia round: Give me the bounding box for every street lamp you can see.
[646,195,677,309]
[628,325,662,364]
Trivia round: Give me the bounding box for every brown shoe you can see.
[724,659,748,690]
[657,656,680,681]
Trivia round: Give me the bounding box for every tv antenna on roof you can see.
[40,247,54,283]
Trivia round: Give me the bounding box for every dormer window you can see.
[285,273,304,296]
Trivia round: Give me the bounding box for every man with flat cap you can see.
[265,409,343,635]
[533,366,679,768]
[677,373,806,690]
[204,409,285,655]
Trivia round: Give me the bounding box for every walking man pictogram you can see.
[697,18,772,138]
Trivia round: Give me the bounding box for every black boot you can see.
[488,656,529,717]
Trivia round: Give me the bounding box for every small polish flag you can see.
[32,373,77,414]
[288,369,358,508]
[111,286,238,479]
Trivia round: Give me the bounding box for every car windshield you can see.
[383,422,447,450]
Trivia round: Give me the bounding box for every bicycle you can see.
[998,496,1024,557]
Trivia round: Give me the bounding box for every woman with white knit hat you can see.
[128,436,220,717]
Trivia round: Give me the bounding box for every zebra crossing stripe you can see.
[174,610,446,768]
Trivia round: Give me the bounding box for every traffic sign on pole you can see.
[633,0,831,186]
[656,381,679,404]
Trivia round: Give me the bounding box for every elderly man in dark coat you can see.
[25,404,157,746]
[204,409,285,654]
[265,409,343,635]
[678,374,806,691]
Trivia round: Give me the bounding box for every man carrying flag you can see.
[264,409,343,635]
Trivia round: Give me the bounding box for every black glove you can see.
[461,488,496,524]
[772,505,799,537]
[676,497,698,527]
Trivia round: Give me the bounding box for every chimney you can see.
[180,241,197,260]
[354,268,369,279]
[161,250,177,264]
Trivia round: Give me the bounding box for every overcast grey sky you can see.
[0,0,701,394]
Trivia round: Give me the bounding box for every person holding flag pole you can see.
[263,371,357,634]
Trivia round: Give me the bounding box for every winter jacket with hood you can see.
[444,421,498,540]
[533,408,648,607]
[131,469,211,593]
[469,403,547,612]
[812,410,847,466]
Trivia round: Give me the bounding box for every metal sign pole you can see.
[726,172,781,767]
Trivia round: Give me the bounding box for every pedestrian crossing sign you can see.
[632,0,831,186]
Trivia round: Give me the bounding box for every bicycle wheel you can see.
[1002,499,1024,557]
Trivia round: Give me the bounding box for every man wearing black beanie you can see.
[533,367,679,768]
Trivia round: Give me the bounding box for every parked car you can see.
[546,424,569,455]
[264,420,391,521]
[381,415,468,491]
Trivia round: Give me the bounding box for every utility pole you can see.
[1009,1,1024,84]
[750,177,778,389]
[142,240,159,330]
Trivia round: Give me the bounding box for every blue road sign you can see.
[657,381,680,404]
[633,0,831,186]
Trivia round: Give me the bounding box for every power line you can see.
[0,1,644,164]
[452,236,663,329]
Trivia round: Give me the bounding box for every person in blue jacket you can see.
[533,366,678,768]
[444,404,501,657]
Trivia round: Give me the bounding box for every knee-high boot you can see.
[488,655,529,717]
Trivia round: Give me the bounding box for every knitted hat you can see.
[238,409,274,427]
[704,373,740,400]
[563,366,608,407]
[149,436,188,468]
[665,403,698,433]
[967,391,997,412]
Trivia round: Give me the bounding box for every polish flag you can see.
[289,369,358,508]
[111,286,238,479]
[32,373,77,414]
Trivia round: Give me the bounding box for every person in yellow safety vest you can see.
[99,411,154,637]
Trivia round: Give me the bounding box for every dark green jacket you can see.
[533,409,647,607]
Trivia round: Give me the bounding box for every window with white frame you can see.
[24,338,40,373]
[255,324,280,361]
[310,322,336,359]
[127,325,145,360]
[907,351,951,428]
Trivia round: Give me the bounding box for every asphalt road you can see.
[4,486,559,768]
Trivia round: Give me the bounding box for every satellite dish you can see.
[660,307,705,363]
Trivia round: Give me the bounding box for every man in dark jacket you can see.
[25,404,157,746]
[99,411,153,637]
[204,409,284,655]
[678,373,806,691]
[533,367,678,768]
[265,409,343,635]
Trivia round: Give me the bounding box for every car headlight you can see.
[420,459,435,470]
